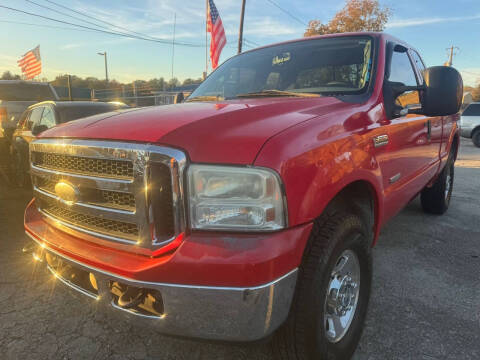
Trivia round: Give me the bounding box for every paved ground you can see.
[0,142,479,360]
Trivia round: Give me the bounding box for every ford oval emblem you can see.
[54,182,79,205]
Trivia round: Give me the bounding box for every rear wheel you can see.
[421,156,454,214]
[273,213,372,360]
[472,129,480,148]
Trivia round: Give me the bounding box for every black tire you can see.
[273,213,372,360]
[420,157,454,215]
[472,130,480,148]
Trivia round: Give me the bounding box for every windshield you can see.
[0,83,56,101]
[189,36,373,100]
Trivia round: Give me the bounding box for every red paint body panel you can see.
[42,98,351,165]
[26,32,458,285]
[25,199,312,287]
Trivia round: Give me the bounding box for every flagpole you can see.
[205,0,208,79]
[171,12,176,80]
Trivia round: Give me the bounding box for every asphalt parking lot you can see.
[0,141,479,360]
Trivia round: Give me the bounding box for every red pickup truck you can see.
[24,33,462,359]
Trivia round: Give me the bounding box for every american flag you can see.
[17,45,42,80]
[207,0,226,69]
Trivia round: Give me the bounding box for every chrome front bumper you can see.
[25,233,298,342]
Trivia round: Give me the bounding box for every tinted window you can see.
[40,106,56,128]
[189,37,374,99]
[0,84,56,101]
[463,104,480,116]
[389,51,420,108]
[389,51,418,86]
[410,50,426,83]
[26,107,44,130]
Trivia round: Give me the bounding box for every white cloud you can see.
[387,14,480,28]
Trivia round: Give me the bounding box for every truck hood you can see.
[42,97,353,164]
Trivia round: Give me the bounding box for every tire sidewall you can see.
[473,130,480,148]
[304,218,372,359]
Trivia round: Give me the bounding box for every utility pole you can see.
[238,0,246,54]
[67,74,73,101]
[98,51,109,85]
[445,46,459,66]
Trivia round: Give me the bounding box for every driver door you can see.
[377,46,433,221]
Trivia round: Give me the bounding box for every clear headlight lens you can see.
[188,165,286,231]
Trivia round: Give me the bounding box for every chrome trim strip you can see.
[34,186,136,216]
[26,230,298,291]
[46,264,100,300]
[389,173,401,184]
[31,165,134,185]
[38,209,139,244]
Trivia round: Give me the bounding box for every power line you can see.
[0,4,204,47]
[0,19,106,33]
[264,0,307,26]
[41,0,161,41]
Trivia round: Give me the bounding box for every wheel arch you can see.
[318,179,380,247]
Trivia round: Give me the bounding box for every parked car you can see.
[11,101,129,187]
[0,80,59,128]
[459,102,480,147]
[23,33,462,360]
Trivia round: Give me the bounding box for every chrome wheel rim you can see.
[324,249,361,343]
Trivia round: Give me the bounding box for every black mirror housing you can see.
[422,66,463,116]
[32,124,48,136]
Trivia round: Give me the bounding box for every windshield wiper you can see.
[185,95,224,102]
[235,90,320,98]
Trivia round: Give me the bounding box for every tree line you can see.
[1,71,202,92]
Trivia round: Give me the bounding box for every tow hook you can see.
[117,285,147,309]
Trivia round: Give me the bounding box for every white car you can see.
[460,102,480,147]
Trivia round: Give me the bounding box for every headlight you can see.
[188,165,286,231]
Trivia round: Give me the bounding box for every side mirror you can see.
[422,66,463,116]
[31,124,48,136]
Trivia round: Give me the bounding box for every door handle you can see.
[425,119,431,140]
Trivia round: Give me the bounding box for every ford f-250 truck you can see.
[23,33,462,359]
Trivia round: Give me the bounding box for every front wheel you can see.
[273,213,372,360]
[421,158,454,215]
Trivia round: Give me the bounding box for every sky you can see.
[0,0,479,86]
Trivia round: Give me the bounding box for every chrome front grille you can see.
[32,151,134,179]
[30,139,186,249]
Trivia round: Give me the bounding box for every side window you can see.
[389,51,420,108]
[26,107,44,130]
[462,104,480,116]
[389,51,418,86]
[410,50,426,84]
[40,106,56,128]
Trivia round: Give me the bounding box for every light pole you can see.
[97,51,109,85]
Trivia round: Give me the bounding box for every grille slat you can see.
[34,177,136,211]
[32,152,134,179]
[42,202,139,241]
